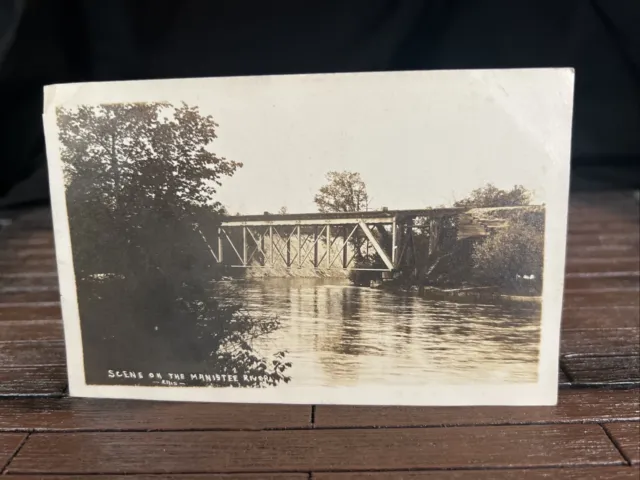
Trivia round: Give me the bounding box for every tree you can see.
[471,212,544,292]
[419,184,543,294]
[314,171,371,266]
[57,103,242,216]
[314,171,369,213]
[454,184,532,208]
[57,103,246,276]
[278,206,288,215]
[56,102,290,387]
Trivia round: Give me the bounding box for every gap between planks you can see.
[0,433,29,474]
[601,424,634,466]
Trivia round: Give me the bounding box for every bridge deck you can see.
[220,208,463,226]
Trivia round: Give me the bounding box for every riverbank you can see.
[227,271,541,304]
[373,282,542,304]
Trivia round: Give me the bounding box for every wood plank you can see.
[568,207,638,221]
[2,476,306,480]
[564,274,640,291]
[569,208,639,222]
[563,291,639,309]
[565,252,640,264]
[0,257,57,269]
[563,355,640,386]
[0,434,26,472]
[569,202,639,215]
[0,274,58,290]
[605,422,640,465]
[561,328,640,356]
[0,342,65,366]
[0,236,54,247]
[0,248,55,259]
[8,425,624,474]
[314,389,639,428]
[0,269,57,280]
[314,467,640,479]
[568,243,639,259]
[562,307,639,329]
[0,304,62,321]
[0,320,63,342]
[0,285,58,295]
[564,258,640,275]
[568,222,639,235]
[0,291,60,304]
[568,232,640,248]
[0,365,67,396]
[0,397,311,432]
[0,255,56,266]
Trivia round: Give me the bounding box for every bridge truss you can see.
[210,209,462,272]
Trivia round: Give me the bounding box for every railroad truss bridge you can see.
[205,207,541,273]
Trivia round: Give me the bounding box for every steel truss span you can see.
[211,206,542,272]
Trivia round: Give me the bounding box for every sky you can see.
[52,69,574,215]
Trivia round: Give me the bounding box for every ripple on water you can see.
[233,278,542,387]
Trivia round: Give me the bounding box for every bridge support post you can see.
[391,217,397,266]
[313,226,318,268]
[242,227,247,265]
[286,229,291,267]
[269,226,274,264]
[407,219,417,278]
[298,226,302,268]
[217,227,223,264]
[396,221,405,267]
[343,226,348,268]
[326,225,331,267]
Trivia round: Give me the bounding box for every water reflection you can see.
[242,278,541,387]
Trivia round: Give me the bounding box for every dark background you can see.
[1,0,639,210]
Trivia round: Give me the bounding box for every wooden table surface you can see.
[0,190,638,478]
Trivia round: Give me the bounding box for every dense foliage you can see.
[426,185,544,293]
[311,177,545,295]
[471,210,544,292]
[454,183,532,208]
[314,171,369,213]
[57,102,290,386]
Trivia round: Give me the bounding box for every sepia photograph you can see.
[42,69,574,405]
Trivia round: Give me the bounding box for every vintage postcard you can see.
[42,68,574,405]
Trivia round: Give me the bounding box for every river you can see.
[241,278,541,387]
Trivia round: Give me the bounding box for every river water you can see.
[242,278,541,387]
